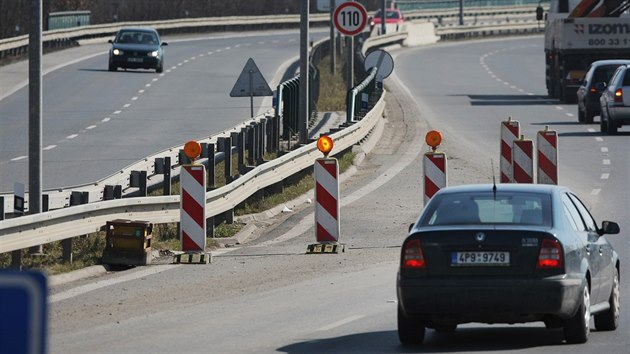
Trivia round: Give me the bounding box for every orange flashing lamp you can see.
[184,140,202,161]
[317,135,334,157]
[425,130,442,151]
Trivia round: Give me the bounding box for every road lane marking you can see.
[86,125,96,130]
[152,78,158,82]
[591,189,601,195]
[43,145,57,151]
[139,89,145,93]
[601,173,610,179]
[102,117,110,122]
[603,159,611,165]
[317,315,365,331]
[10,156,27,161]
[131,96,138,101]
[145,83,151,87]
[565,113,573,117]
[114,110,122,115]
[595,137,603,142]
[601,147,608,152]
[123,103,131,108]
[66,134,78,139]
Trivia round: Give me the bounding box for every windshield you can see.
[115,31,158,45]
[419,192,552,227]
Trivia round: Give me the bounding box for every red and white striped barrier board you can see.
[423,152,447,205]
[512,138,534,184]
[180,165,206,251]
[314,158,340,243]
[537,129,558,185]
[500,119,520,183]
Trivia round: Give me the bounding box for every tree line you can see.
[0,0,385,39]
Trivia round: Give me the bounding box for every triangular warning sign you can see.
[229,58,273,97]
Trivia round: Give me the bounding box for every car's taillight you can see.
[615,88,623,103]
[590,86,597,93]
[537,239,563,269]
[402,239,425,268]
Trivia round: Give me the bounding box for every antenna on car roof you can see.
[490,159,497,200]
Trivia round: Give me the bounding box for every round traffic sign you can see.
[333,2,368,36]
[364,49,394,80]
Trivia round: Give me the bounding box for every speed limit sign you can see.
[333,2,368,36]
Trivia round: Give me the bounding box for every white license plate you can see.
[451,251,510,266]
[127,58,143,63]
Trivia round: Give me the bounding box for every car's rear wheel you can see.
[606,118,618,135]
[563,282,590,344]
[397,305,426,345]
[594,267,620,331]
[584,108,594,124]
[578,107,585,123]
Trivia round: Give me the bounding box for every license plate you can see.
[127,58,143,63]
[451,251,510,266]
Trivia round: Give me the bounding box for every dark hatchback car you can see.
[397,184,621,345]
[577,60,630,124]
[599,64,630,134]
[108,27,167,73]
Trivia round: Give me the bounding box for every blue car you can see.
[397,183,621,345]
[108,27,167,73]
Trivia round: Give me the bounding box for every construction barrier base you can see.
[172,252,212,264]
[306,243,345,254]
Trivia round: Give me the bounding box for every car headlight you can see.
[113,49,123,56]
[149,51,159,57]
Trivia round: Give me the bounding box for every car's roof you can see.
[117,27,159,33]
[434,183,564,195]
[591,59,630,67]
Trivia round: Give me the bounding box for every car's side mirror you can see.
[595,82,607,91]
[600,221,620,235]
[161,42,168,46]
[108,39,113,44]
[408,223,415,233]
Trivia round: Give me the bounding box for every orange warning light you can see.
[317,135,334,156]
[184,140,202,160]
[425,130,442,150]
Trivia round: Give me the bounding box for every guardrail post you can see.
[64,191,88,263]
[236,130,245,174]
[130,171,148,196]
[163,157,172,195]
[178,149,190,166]
[208,143,216,189]
[221,137,233,184]
[0,196,4,220]
[247,125,255,166]
[257,121,265,164]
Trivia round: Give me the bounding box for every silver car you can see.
[599,64,630,134]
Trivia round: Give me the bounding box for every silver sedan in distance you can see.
[397,183,621,346]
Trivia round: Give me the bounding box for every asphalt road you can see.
[46,35,630,353]
[0,30,313,192]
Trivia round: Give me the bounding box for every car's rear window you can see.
[593,65,624,83]
[420,192,552,227]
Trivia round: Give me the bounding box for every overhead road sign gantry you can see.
[333,1,368,36]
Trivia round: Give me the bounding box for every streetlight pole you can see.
[29,0,43,255]
[299,0,310,145]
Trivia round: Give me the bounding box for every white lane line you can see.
[165,70,171,73]
[527,93,535,96]
[66,134,78,139]
[131,96,138,101]
[113,110,122,115]
[216,49,222,53]
[601,147,609,152]
[152,78,158,82]
[596,137,604,142]
[184,59,189,63]
[11,156,27,161]
[518,89,524,93]
[102,117,110,122]
[235,44,241,48]
[159,73,165,77]
[207,51,213,54]
[225,46,231,50]
[138,89,145,93]
[591,189,601,195]
[86,125,96,130]
[603,159,611,165]
[601,173,610,179]
[556,106,563,110]
[171,66,177,70]
[43,145,57,151]
[587,128,596,133]
[199,54,205,57]
[123,103,131,108]
[50,264,182,303]
[191,56,196,60]
[566,113,573,117]
[510,85,517,89]
[503,82,509,86]
[317,315,365,331]
[145,83,151,87]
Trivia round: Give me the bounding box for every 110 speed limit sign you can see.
[333,2,368,36]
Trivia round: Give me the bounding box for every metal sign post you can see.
[334,1,368,91]
[229,58,273,118]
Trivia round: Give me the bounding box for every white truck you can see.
[540,0,630,103]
